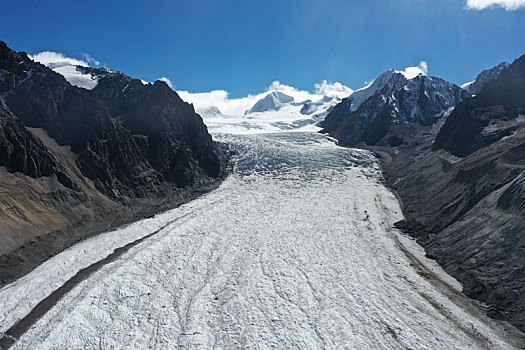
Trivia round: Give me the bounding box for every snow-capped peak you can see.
[245,91,294,114]
[197,106,223,118]
[344,69,412,113]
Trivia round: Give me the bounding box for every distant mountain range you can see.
[196,88,342,134]
[243,90,339,120]
[30,58,345,134]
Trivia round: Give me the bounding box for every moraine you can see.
[0,133,522,349]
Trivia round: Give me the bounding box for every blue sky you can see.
[1,0,524,97]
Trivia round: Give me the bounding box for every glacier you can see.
[0,132,522,349]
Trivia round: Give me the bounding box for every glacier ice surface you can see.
[1,133,521,349]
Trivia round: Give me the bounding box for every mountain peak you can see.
[321,72,469,146]
[461,61,510,95]
[198,106,223,118]
[245,91,294,114]
[341,69,410,114]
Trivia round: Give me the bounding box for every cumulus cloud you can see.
[29,51,89,69]
[158,76,173,88]
[314,80,354,98]
[401,61,428,79]
[177,89,260,116]
[465,0,525,10]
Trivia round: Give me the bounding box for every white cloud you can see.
[314,80,354,98]
[29,51,89,69]
[177,89,260,116]
[401,61,428,79]
[81,53,100,66]
[158,77,173,88]
[360,61,430,90]
[465,0,525,10]
[177,80,354,117]
[266,80,315,102]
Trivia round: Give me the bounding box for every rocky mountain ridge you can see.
[320,70,469,146]
[461,61,510,95]
[0,41,229,286]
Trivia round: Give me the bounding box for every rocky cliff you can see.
[0,41,229,286]
[354,54,525,332]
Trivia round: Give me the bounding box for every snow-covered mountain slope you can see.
[28,55,142,90]
[321,70,470,146]
[176,80,353,134]
[205,66,434,136]
[1,133,522,349]
[245,91,294,114]
[461,62,510,95]
[344,69,410,113]
[205,100,340,134]
[201,91,343,134]
[50,64,99,89]
[197,106,223,118]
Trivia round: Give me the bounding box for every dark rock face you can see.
[0,103,56,178]
[320,73,469,146]
[321,72,469,146]
[0,41,229,285]
[434,54,525,157]
[92,73,223,186]
[1,42,163,198]
[464,61,509,95]
[364,53,525,332]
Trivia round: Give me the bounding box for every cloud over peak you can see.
[400,61,428,79]
[29,51,90,69]
[159,77,173,88]
[314,80,354,98]
[80,53,100,66]
[465,0,525,10]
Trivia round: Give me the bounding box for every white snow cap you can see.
[29,51,100,89]
[30,50,154,90]
[343,61,429,113]
[466,0,525,10]
[29,51,104,89]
